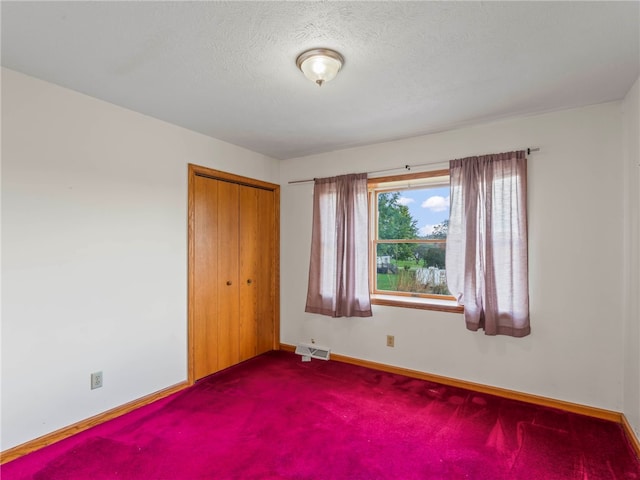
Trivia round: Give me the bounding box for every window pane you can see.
[377,188,449,240]
[376,243,450,296]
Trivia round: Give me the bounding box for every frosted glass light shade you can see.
[296,48,344,86]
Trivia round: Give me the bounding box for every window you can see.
[368,169,462,313]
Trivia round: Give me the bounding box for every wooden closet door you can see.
[256,187,276,355]
[216,180,240,371]
[239,185,258,362]
[193,176,219,380]
[189,164,279,383]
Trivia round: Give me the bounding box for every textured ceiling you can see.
[2,1,639,160]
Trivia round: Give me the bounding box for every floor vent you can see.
[295,343,331,362]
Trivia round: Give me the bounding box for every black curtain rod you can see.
[288,147,540,185]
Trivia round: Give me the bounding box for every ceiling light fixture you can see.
[296,48,344,87]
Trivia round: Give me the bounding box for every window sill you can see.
[371,294,464,313]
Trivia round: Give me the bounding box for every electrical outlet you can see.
[386,335,395,347]
[91,371,103,390]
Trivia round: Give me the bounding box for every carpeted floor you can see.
[3,350,639,479]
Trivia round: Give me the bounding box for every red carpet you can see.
[3,350,639,479]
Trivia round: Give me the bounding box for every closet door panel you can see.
[216,180,240,371]
[239,185,258,361]
[193,176,219,379]
[256,188,276,355]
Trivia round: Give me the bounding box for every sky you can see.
[394,186,450,237]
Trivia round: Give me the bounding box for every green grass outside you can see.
[376,260,451,295]
[377,274,395,291]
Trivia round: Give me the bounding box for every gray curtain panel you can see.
[305,173,372,318]
[446,151,530,337]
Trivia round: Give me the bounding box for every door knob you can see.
[247,279,253,285]
[226,281,232,286]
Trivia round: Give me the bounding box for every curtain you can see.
[305,173,372,318]
[446,151,530,337]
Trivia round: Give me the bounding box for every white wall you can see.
[0,68,280,451]
[281,102,626,412]
[622,76,640,438]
